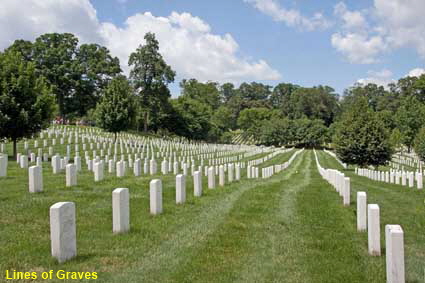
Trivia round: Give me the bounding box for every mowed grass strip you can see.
[0,148,295,282]
[156,150,385,283]
[317,150,425,282]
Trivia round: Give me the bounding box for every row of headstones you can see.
[9,134,266,165]
[48,168,241,263]
[44,126,262,156]
[12,149,244,175]
[39,127,254,154]
[259,149,304,179]
[392,155,421,169]
[247,148,291,166]
[355,168,423,189]
[27,159,243,193]
[315,150,405,283]
[12,145,247,174]
[10,141,248,165]
[1,126,255,155]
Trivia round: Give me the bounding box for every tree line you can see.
[2,31,425,167]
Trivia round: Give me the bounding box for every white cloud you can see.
[334,2,367,30]
[357,69,395,88]
[245,0,331,31]
[100,12,281,82]
[406,68,425,77]
[332,0,425,64]
[0,0,281,84]
[375,0,425,57]
[0,0,103,47]
[331,33,387,64]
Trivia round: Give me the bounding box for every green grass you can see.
[317,150,425,283]
[0,149,423,282]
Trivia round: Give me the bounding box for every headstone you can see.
[66,164,77,187]
[150,179,162,215]
[368,204,381,256]
[94,161,104,182]
[150,159,157,175]
[357,192,367,231]
[194,171,202,197]
[36,156,42,166]
[385,225,405,283]
[161,160,168,175]
[29,165,43,193]
[235,164,241,181]
[208,167,215,189]
[50,202,77,263]
[144,161,149,174]
[0,155,7,177]
[219,165,225,186]
[343,177,350,206]
[108,159,115,173]
[52,155,60,174]
[112,188,130,234]
[408,172,414,188]
[183,163,188,176]
[401,172,406,186]
[173,161,179,175]
[74,156,81,172]
[228,164,234,183]
[176,174,186,204]
[116,161,125,177]
[133,159,141,177]
[417,173,423,189]
[20,155,28,169]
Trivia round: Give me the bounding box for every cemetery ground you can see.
[0,138,424,282]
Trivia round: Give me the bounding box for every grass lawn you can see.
[317,150,425,283]
[0,149,421,282]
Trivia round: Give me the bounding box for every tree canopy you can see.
[128,32,175,132]
[0,51,55,156]
[95,75,136,140]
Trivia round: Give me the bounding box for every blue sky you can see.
[0,0,424,96]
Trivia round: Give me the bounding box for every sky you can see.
[0,0,424,96]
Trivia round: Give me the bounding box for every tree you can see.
[5,40,34,62]
[180,79,221,109]
[237,107,276,137]
[286,86,339,126]
[128,32,175,132]
[171,96,212,140]
[342,83,390,112]
[259,117,294,146]
[269,83,299,109]
[220,83,237,103]
[389,128,403,152]
[32,33,79,121]
[0,51,55,157]
[8,34,122,121]
[414,126,425,162]
[211,106,234,133]
[333,97,393,167]
[71,43,121,117]
[238,82,271,101]
[95,76,136,141]
[395,96,425,152]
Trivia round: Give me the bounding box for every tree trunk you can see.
[144,111,149,133]
[114,132,117,143]
[13,138,17,159]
